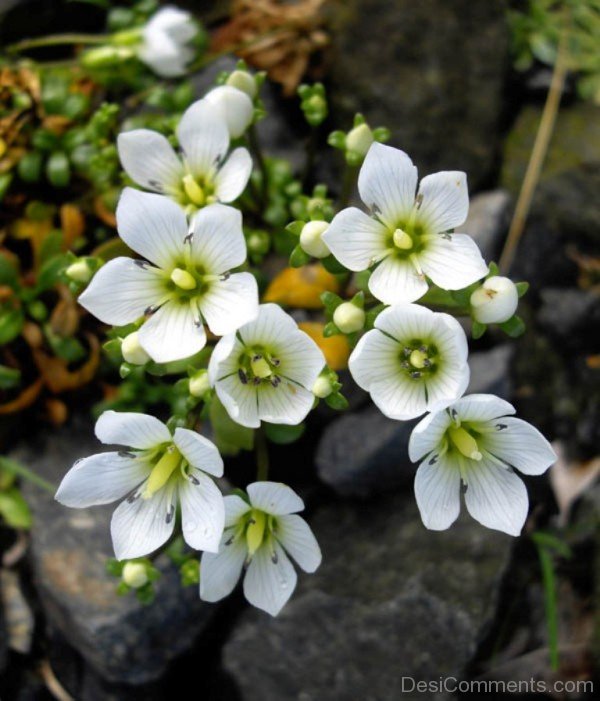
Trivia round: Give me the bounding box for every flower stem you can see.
[302,127,319,189]
[248,124,269,211]
[7,34,107,53]
[0,456,55,495]
[255,426,269,482]
[338,163,358,209]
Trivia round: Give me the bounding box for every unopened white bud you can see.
[312,375,333,398]
[346,123,374,157]
[226,70,257,99]
[299,220,330,259]
[204,86,254,139]
[189,371,210,397]
[333,302,365,334]
[121,332,151,365]
[470,276,519,324]
[66,260,92,283]
[122,561,148,589]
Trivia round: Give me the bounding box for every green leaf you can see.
[0,487,32,529]
[209,397,254,456]
[0,364,21,390]
[36,254,70,293]
[264,422,305,445]
[39,230,64,264]
[0,456,56,494]
[500,315,526,338]
[0,253,20,288]
[0,308,24,344]
[471,321,487,339]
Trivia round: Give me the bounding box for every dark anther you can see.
[495,423,507,431]
[252,354,263,362]
[238,369,248,384]
[127,491,141,504]
[118,450,136,458]
[423,359,432,367]
[253,377,262,386]
[184,231,194,245]
[188,473,200,486]
[225,534,236,546]
[271,551,279,564]
[419,345,428,353]
[144,304,159,316]
[410,371,422,379]
[401,361,410,369]
[134,259,149,269]
[220,272,231,281]
[429,454,438,466]
[194,317,203,328]
[166,504,175,524]
[147,179,163,192]
[403,347,412,357]
[270,375,281,388]
[415,193,424,209]
[271,358,280,367]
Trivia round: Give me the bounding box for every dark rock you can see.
[537,288,600,346]
[315,344,513,497]
[328,0,509,188]
[223,492,513,701]
[0,588,6,674]
[462,190,511,262]
[13,419,215,686]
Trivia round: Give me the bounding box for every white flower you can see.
[203,86,254,139]
[349,303,469,420]
[226,69,258,99]
[138,7,197,77]
[56,411,226,559]
[209,304,325,428]
[409,394,557,536]
[322,143,488,304]
[470,276,519,324]
[200,482,321,616]
[79,189,258,363]
[118,99,252,214]
[299,220,330,259]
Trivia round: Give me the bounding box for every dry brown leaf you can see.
[549,442,600,526]
[60,204,85,249]
[49,286,80,338]
[32,332,100,393]
[93,195,117,228]
[44,398,68,426]
[0,377,44,414]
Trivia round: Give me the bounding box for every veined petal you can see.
[374,303,435,344]
[369,375,428,421]
[276,330,325,389]
[417,171,469,232]
[414,452,462,531]
[208,333,243,385]
[138,300,206,364]
[55,452,150,508]
[200,273,259,337]
[430,312,469,366]
[225,494,251,527]
[243,541,297,616]
[482,417,557,476]
[214,147,252,202]
[358,143,418,228]
[111,486,176,560]
[173,428,224,477]
[453,394,516,424]
[419,234,487,290]
[200,533,247,602]
[348,329,399,390]
[191,203,247,272]
[215,374,260,428]
[117,131,182,193]
[203,86,254,139]
[236,304,298,348]
[78,257,163,326]
[275,514,321,573]
[116,188,188,269]
[463,458,528,536]
[408,410,453,462]
[177,99,229,177]
[425,362,470,414]
[179,471,224,552]
[322,207,389,271]
[247,481,304,515]
[257,382,314,426]
[95,410,171,448]
[368,256,429,304]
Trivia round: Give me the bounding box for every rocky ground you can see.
[0,1,598,699]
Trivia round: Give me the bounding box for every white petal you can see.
[358,143,418,228]
[177,99,229,177]
[374,303,435,343]
[275,330,325,389]
[191,203,247,272]
[117,131,182,193]
[408,410,453,462]
[204,86,254,139]
[146,7,195,42]
[78,257,163,326]
[483,418,557,476]
[430,312,469,366]
[139,40,190,78]
[247,481,304,515]
[173,428,224,477]
[243,541,297,616]
[95,410,171,448]
[424,362,470,413]
[417,171,469,232]
[419,234,487,290]
[369,375,428,421]
[452,394,516,423]
[200,534,247,602]
[322,207,389,271]
[348,329,400,390]
[257,382,315,426]
[225,494,251,527]
[464,458,528,536]
[110,486,176,560]
[215,374,260,428]
[55,452,150,508]
[368,256,429,304]
[179,471,225,552]
[214,147,252,202]
[414,452,462,531]
[116,188,188,268]
[200,273,259,336]
[236,303,299,348]
[208,333,243,385]
[138,300,206,363]
[275,514,321,573]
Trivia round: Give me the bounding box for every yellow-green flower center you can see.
[399,340,438,380]
[143,446,182,499]
[237,346,282,387]
[448,426,482,461]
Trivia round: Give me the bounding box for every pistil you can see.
[171,267,197,290]
[182,174,206,206]
[448,426,482,461]
[143,447,181,499]
[393,228,413,250]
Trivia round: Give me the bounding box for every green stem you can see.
[338,163,358,209]
[7,34,107,53]
[302,127,318,189]
[254,427,269,482]
[248,124,269,210]
[534,539,560,671]
[0,456,55,495]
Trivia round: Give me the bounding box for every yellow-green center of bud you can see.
[182,174,206,206]
[246,509,267,556]
[409,349,427,369]
[143,447,181,499]
[251,355,272,379]
[171,267,197,290]
[448,426,482,461]
[393,228,413,250]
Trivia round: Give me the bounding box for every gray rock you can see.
[328,0,509,188]
[537,288,600,345]
[315,344,513,497]
[14,419,214,686]
[223,492,513,701]
[462,190,511,262]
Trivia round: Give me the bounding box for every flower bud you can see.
[122,561,148,589]
[299,220,330,259]
[204,86,254,139]
[66,260,93,283]
[121,332,150,365]
[333,302,365,334]
[189,370,210,397]
[346,123,374,158]
[312,375,333,398]
[81,46,134,69]
[226,69,258,99]
[470,276,519,324]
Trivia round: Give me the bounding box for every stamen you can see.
[166,504,175,524]
[238,368,248,384]
[410,371,421,379]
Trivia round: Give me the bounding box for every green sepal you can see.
[106,558,124,577]
[487,261,500,277]
[290,244,311,268]
[471,320,487,339]
[516,281,529,298]
[327,130,346,150]
[325,392,349,411]
[500,315,526,337]
[285,220,305,236]
[323,321,340,337]
[264,422,305,445]
[321,255,348,274]
[320,291,342,313]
